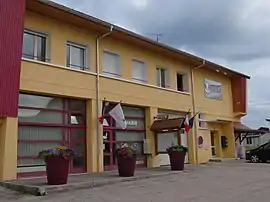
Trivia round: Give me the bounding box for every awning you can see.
[150,118,183,133]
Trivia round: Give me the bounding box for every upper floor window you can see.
[102,51,121,77]
[22,30,47,62]
[156,67,170,88]
[66,42,87,71]
[177,72,189,92]
[132,59,147,83]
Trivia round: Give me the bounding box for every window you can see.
[102,51,121,77]
[198,113,207,128]
[246,137,253,145]
[132,59,147,83]
[17,94,86,175]
[157,132,179,153]
[66,42,87,70]
[177,72,189,92]
[156,67,170,88]
[22,30,47,62]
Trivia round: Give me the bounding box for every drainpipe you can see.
[96,25,114,156]
[190,60,206,164]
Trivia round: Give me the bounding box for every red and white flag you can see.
[99,101,109,126]
[183,114,190,133]
[109,103,127,129]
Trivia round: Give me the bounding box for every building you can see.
[0,0,249,180]
[234,123,270,150]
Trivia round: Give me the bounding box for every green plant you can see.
[166,145,188,153]
[38,146,79,159]
[116,144,136,158]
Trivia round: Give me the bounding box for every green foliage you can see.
[166,145,188,153]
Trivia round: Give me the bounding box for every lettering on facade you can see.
[126,120,138,126]
[154,114,169,120]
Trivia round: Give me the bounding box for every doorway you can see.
[210,131,216,156]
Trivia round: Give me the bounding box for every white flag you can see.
[109,103,127,129]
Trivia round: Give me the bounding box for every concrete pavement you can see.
[2,160,270,202]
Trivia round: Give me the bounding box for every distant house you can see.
[234,123,270,149]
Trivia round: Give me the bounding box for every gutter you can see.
[190,60,205,164]
[96,25,114,159]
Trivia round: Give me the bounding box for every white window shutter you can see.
[165,69,170,88]
[102,51,121,76]
[183,74,189,92]
[132,60,147,82]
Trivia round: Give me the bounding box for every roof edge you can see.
[35,0,250,79]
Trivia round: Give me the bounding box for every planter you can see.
[117,155,136,177]
[45,156,70,185]
[168,151,186,171]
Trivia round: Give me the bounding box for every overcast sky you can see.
[55,0,270,129]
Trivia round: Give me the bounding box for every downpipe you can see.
[96,25,114,158]
[190,60,205,164]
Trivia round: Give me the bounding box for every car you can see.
[246,142,270,163]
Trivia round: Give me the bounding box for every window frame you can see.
[156,67,170,88]
[198,113,207,129]
[22,29,49,62]
[17,93,87,176]
[66,41,88,71]
[246,137,253,145]
[177,72,189,92]
[132,59,148,83]
[102,50,122,77]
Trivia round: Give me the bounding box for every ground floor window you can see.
[103,105,146,170]
[17,93,86,177]
[246,137,253,145]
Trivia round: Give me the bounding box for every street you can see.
[1,161,270,202]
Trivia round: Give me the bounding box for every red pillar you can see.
[0,0,25,117]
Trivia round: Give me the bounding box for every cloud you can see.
[54,0,270,129]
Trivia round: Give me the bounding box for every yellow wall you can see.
[0,10,242,180]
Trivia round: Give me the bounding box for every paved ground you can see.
[1,160,270,202]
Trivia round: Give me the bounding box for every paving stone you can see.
[2,160,270,202]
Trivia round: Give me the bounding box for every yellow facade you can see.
[0,5,248,180]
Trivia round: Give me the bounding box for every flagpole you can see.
[191,60,205,164]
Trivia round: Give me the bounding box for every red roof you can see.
[234,122,252,131]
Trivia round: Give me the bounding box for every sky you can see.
[54,0,270,129]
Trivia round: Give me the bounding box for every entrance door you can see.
[210,131,216,156]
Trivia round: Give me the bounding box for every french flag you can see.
[183,114,190,133]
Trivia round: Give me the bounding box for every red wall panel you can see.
[231,77,247,114]
[0,0,25,117]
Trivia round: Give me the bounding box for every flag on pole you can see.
[189,112,199,129]
[182,114,190,133]
[99,100,109,126]
[109,103,127,129]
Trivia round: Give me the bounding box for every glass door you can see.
[103,130,115,170]
[211,131,216,156]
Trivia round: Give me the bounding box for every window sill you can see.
[21,58,191,96]
[22,57,94,76]
[102,74,191,96]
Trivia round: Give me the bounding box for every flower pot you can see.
[117,155,136,177]
[168,151,186,171]
[45,156,70,185]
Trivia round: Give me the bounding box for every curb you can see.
[0,170,184,196]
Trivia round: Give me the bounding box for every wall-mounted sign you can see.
[198,136,204,148]
[204,79,222,100]
[154,114,169,120]
[126,120,138,126]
